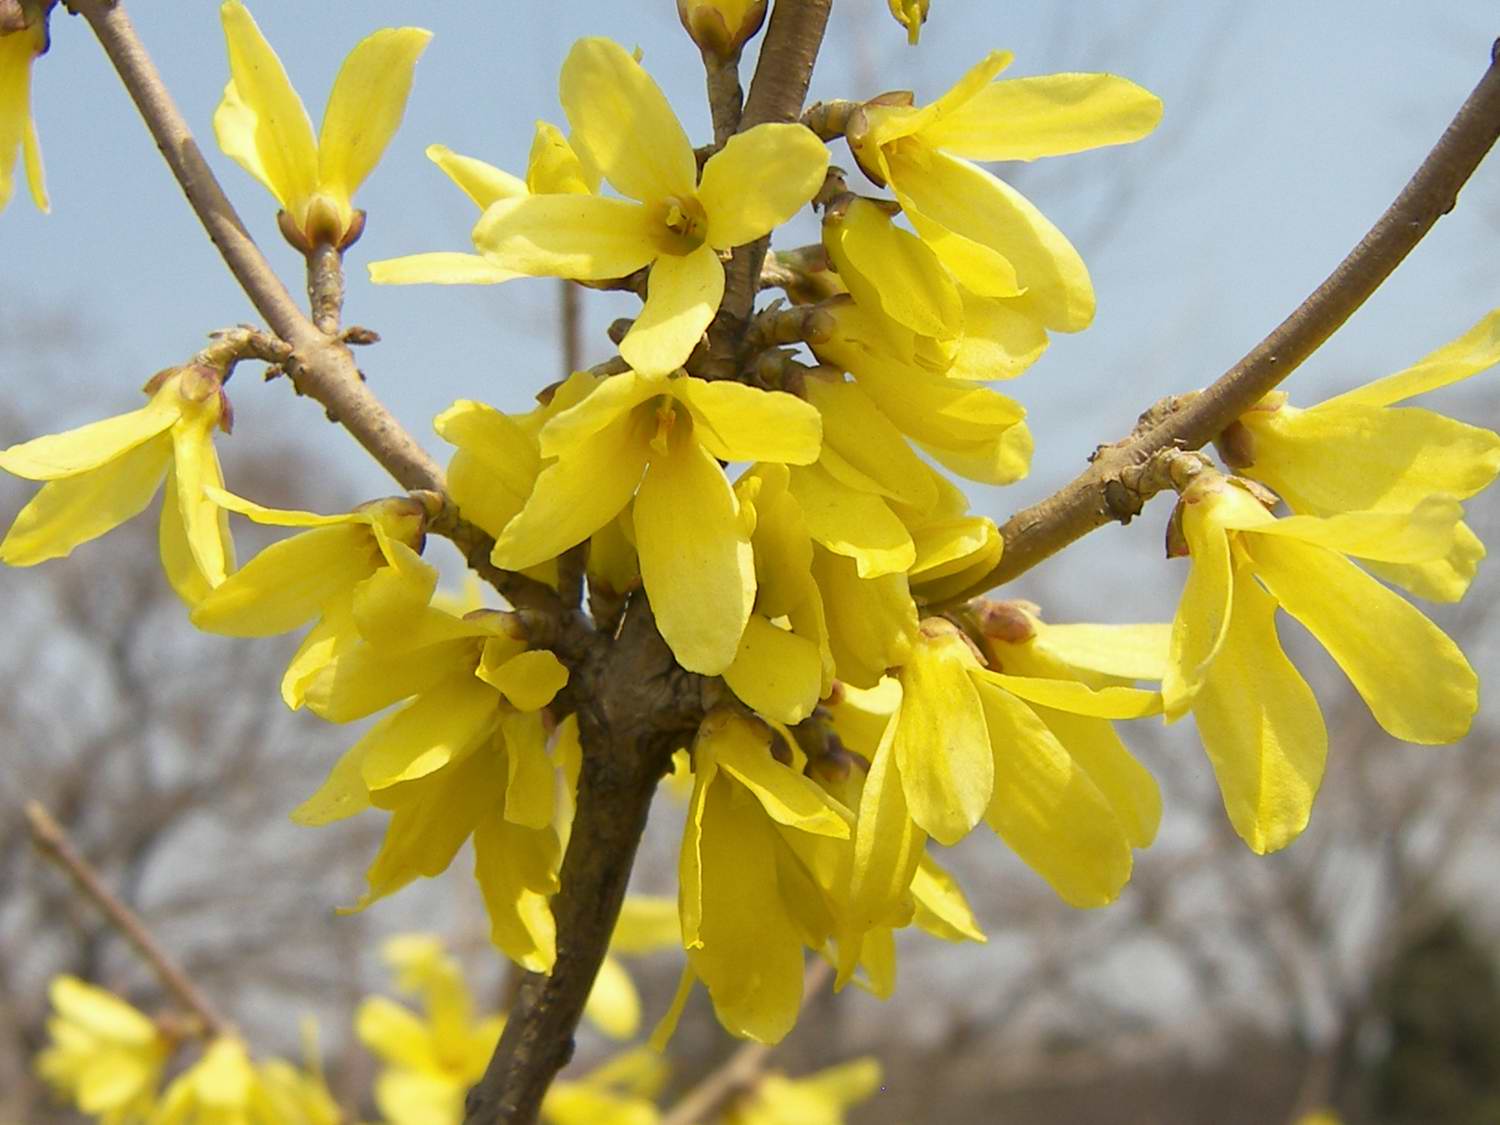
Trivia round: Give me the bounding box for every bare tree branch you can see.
[26,801,231,1039]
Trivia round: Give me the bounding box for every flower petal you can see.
[948,292,1050,380]
[710,714,849,836]
[478,647,568,711]
[1029,706,1161,848]
[0,396,178,480]
[891,149,1093,331]
[0,435,171,566]
[812,549,918,689]
[1248,495,1461,564]
[170,410,232,588]
[674,377,822,465]
[894,635,992,845]
[492,409,649,570]
[369,251,521,286]
[723,614,824,724]
[923,73,1162,161]
[1324,308,1500,408]
[980,671,1162,719]
[560,37,696,203]
[634,433,753,674]
[978,681,1134,907]
[620,245,724,376]
[1033,622,1172,682]
[318,27,431,200]
[190,524,377,636]
[802,377,937,508]
[526,121,597,195]
[360,677,499,790]
[427,143,527,208]
[689,780,806,1043]
[1190,555,1326,854]
[1163,499,1233,719]
[1247,536,1478,744]
[699,123,829,249]
[474,194,658,280]
[789,464,914,578]
[824,196,962,340]
[215,0,319,213]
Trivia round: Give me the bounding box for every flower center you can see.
[651,194,708,256]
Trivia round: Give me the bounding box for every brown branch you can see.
[307,243,345,337]
[659,960,834,1125]
[713,0,834,341]
[464,600,711,1124]
[559,280,582,377]
[951,37,1500,599]
[26,801,231,1039]
[68,0,442,495]
[702,49,745,147]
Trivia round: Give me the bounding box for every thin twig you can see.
[949,37,1500,600]
[26,801,231,1039]
[660,960,835,1125]
[701,48,744,147]
[307,244,345,336]
[69,0,569,619]
[67,0,441,494]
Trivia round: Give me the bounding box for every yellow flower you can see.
[35,976,168,1125]
[842,618,1160,974]
[1164,473,1478,852]
[886,0,929,45]
[370,122,599,286]
[473,37,829,375]
[357,935,503,1125]
[719,1058,882,1125]
[493,370,821,674]
[846,51,1160,335]
[677,712,850,1043]
[214,0,431,249]
[1229,308,1500,602]
[0,12,46,214]
[151,1038,278,1125]
[294,589,569,970]
[188,488,434,707]
[256,1019,340,1125]
[725,464,838,723]
[0,365,234,603]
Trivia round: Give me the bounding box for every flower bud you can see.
[354,495,428,553]
[887,0,929,45]
[677,0,767,58]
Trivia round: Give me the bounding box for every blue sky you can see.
[3,0,1497,619]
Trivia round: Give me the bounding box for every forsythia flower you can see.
[492,369,821,674]
[0,365,234,603]
[214,0,431,248]
[294,586,569,970]
[256,1019,340,1125]
[473,37,829,375]
[716,1058,882,1125]
[677,712,850,1042]
[1164,472,1478,852]
[1226,308,1500,602]
[370,122,599,286]
[152,1038,278,1125]
[0,10,46,213]
[357,935,503,1125]
[846,51,1160,338]
[844,620,1160,974]
[35,976,168,1124]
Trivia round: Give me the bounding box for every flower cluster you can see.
[4,0,1496,1078]
[36,931,880,1125]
